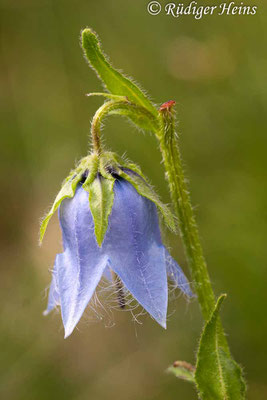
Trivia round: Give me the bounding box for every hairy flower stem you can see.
[158,106,214,320]
[158,106,230,350]
[91,100,129,154]
[91,100,115,154]
[90,99,159,155]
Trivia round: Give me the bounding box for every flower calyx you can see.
[40,151,177,247]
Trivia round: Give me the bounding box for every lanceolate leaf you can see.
[88,92,159,133]
[109,106,159,132]
[86,175,115,247]
[81,29,158,118]
[39,172,83,244]
[195,295,246,400]
[118,168,177,233]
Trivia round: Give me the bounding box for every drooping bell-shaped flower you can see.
[41,152,193,338]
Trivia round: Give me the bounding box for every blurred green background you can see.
[1,0,267,399]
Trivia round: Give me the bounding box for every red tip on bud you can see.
[159,100,176,112]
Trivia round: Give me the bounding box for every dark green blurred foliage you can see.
[0,1,267,399]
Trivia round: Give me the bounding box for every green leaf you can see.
[195,294,246,400]
[81,29,158,118]
[167,361,196,383]
[85,175,115,247]
[117,168,177,233]
[39,172,82,244]
[88,93,159,133]
[109,105,159,132]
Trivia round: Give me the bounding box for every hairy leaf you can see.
[195,295,246,400]
[88,93,159,133]
[81,29,158,118]
[109,106,159,132]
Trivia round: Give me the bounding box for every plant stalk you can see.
[158,105,215,321]
[90,99,158,154]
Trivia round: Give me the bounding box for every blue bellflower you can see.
[44,173,193,338]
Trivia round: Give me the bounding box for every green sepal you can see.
[39,171,82,244]
[81,29,158,118]
[98,151,144,179]
[167,361,196,383]
[109,153,146,180]
[40,149,176,247]
[117,167,177,233]
[195,294,246,400]
[85,175,115,247]
[99,152,120,180]
[82,154,99,189]
[39,154,99,244]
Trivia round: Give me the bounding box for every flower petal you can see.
[103,266,113,282]
[165,250,193,297]
[58,185,109,338]
[44,255,60,315]
[102,179,168,328]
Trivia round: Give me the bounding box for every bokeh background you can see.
[1,0,267,399]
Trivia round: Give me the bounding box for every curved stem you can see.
[90,100,116,154]
[90,99,159,154]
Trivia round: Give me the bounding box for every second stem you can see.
[159,106,215,321]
